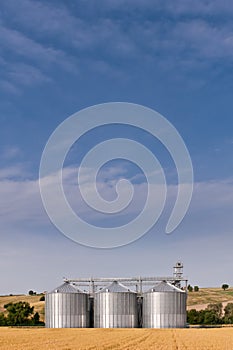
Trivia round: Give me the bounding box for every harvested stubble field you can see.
[0,328,233,350]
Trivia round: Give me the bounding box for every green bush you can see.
[187,302,227,325]
[0,313,6,326]
[187,285,193,292]
[222,284,229,291]
[224,303,233,324]
[1,301,44,327]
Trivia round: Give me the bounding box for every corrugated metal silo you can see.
[94,281,138,328]
[45,282,89,328]
[142,281,187,328]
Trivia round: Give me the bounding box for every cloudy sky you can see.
[0,0,233,294]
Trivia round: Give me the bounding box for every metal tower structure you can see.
[64,262,188,294]
[173,261,184,288]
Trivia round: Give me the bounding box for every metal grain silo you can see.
[94,281,138,328]
[45,282,89,328]
[142,281,187,328]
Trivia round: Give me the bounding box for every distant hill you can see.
[187,287,233,311]
[0,294,45,322]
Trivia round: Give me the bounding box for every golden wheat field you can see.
[0,328,233,350]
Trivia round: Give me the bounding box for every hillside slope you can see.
[0,295,45,322]
[187,287,233,310]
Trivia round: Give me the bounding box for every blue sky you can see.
[0,0,233,294]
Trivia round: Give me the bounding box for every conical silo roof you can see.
[148,281,185,293]
[98,281,135,293]
[48,282,83,294]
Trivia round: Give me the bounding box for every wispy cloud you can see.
[0,6,78,93]
[162,0,233,16]
[0,165,29,180]
[85,0,233,16]
[0,0,233,94]
[0,80,20,95]
[0,23,75,68]
[0,61,51,94]
[7,63,51,86]
[1,161,232,235]
[1,146,22,160]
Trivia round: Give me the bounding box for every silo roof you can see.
[148,281,185,293]
[48,282,83,294]
[98,281,135,293]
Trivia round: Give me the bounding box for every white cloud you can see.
[0,165,26,180]
[1,162,232,235]
[2,146,22,160]
[0,180,41,225]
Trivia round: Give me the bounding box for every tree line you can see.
[187,302,233,325]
